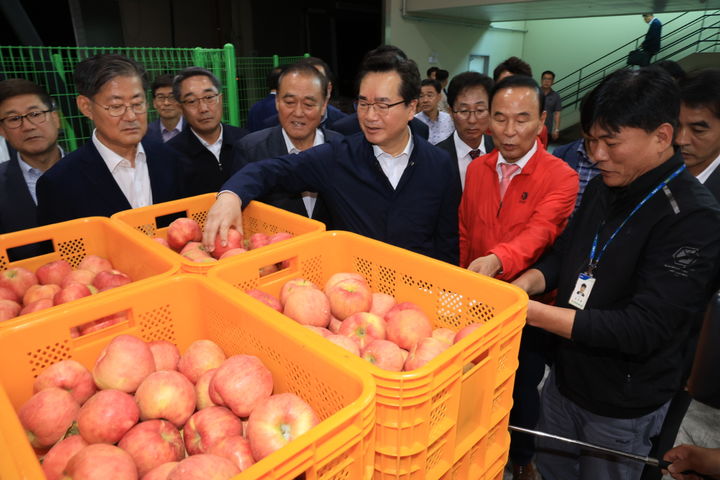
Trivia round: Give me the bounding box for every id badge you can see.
[569,273,595,310]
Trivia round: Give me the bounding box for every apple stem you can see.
[280,423,291,441]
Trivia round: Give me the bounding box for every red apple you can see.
[218,248,247,260]
[36,260,72,286]
[93,269,132,292]
[454,323,483,344]
[148,340,181,371]
[246,289,282,312]
[62,443,138,480]
[328,315,342,334]
[325,334,361,356]
[135,370,196,427]
[77,255,113,274]
[183,249,216,263]
[42,435,88,480]
[77,389,139,444]
[207,435,255,472]
[279,278,319,306]
[0,286,19,302]
[33,359,97,405]
[361,339,406,371]
[180,241,204,255]
[54,282,92,305]
[0,266,38,299]
[61,269,96,288]
[432,327,456,346]
[153,237,170,248]
[268,232,293,244]
[0,299,21,321]
[248,232,269,250]
[195,368,218,410]
[385,303,433,350]
[283,288,330,327]
[93,334,156,392]
[142,462,178,480]
[177,339,226,384]
[338,312,387,349]
[118,419,185,476]
[370,292,397,318]
[167,218,202,252]
[404,337,450,371]
[182,406,244,455]
[323,272,365,293]
[167,454,240,480]
[20,298,54,315]
[23,283,61,305]
[246,393,320,461]
[211,227,244,259]
[209,354,273,417]
[326,277,372,320]
[18,387,79,448]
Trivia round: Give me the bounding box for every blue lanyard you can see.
[587,164,686,274]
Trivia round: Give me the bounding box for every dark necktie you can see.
[469,149,481,159]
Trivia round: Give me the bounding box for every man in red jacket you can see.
[459,74,577,480]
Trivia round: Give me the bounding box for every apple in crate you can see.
[178,339,226,384]
[362,339,406,371]
[326,334,360,356]
[20,298,54,315]
[323,272,365,293]
[18,387,79,448]
[118,419,185,476]
[62,269,96,288]
[218,248,247,260]
[93,334,156,392]
[0,299,21,321]
[370,292,396,318]
[93,269,132,292]
[211,227,244,259]
[248,232,270,250]
[328,315,342,334]
[168,454,240,480]
[148,340,181,371]
[183,406,244,455]
[327,277,372,320]
[54,282,92,305]
[135,370,196,427]
[167,218,202,251]
[246,393,320,461]
[454,323,483,344]
[0,266,38,299]
[207,435,256,472]
[77,389,140,444]
[23,283,61,305]
[195,368,218,410]
[33,359,97,405]
[268,232,293,244]
[246,289,282,312]
[209,354,273,417]
[143,462,179,480]
[280,278,319,306]
[404,337,450,371]
[62,443,138,480]
[385,302,433,350]
[432,328,456,346]
[77,254,113,274]
[36,259,72,286]
[0,286,19,302]
[339,312,387,349]
[42,435,88,480]
[284,288,331,327]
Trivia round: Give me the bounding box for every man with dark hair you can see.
[203,46,460,264]
[232,62,342,224]
[512,68,720,480]
[426,66,439,79]
[146,73,184,143]
[415,79,454,145]
[435,69,451,112]
[677,69,720,201]
[36,54,182,224]
[541,70,562,141]
[436,71,494,190]
[493,56,533,82]
[168,66,247,197]
[247,66,284,132]
[0,79,63,233]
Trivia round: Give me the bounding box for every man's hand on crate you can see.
[203,191,244,252]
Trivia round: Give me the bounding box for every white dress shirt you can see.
[372,128,414,189]
[192,123,223,163]
[495,140,537,182]
[281,128,325,217]
[454,132,487,190]
[696,153,720,185]
[92,130,152,209]
[161,116,184,143]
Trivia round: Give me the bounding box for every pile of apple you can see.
[247,273,482,372]
[19,334,320,480]
[0,255,133,323]
[157,218,293,268]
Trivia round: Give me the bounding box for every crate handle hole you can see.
[70,309,131,338]
[6,239,55,263]
[155,210,190,229]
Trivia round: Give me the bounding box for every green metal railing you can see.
[0,43,308,152]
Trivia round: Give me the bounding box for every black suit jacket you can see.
[36,138,183,226]
[435,133,495,190]
[168,124,248,197]
[331,113,430,140]
[232,125,343,227]
[0,153,39,234]
[704,167,720,203]
[144,117,185,143]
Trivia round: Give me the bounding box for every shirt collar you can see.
[16,145,64,173]
[696,152,720,184]
[281,127,325,154]
[496,140,537,170]
[92,129,145,171]
[161,116,184,134]
[191,123,223,149]
[372,127,414,159]
[453,131,485,158]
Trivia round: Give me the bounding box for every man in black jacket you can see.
[512,68,720,480]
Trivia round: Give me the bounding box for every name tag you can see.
[569,273,595,310]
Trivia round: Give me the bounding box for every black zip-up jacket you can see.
[535,152,720,418]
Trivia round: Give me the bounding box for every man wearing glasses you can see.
[436,71,495,191]
[36,54,183,225]
[168,67,247,197]
[0,79,63,234]
[203,46,460,264]
[146,74,184,143]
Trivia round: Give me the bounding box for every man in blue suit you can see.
[203,46,460,264]
[233,62,343,226]
[0,79,63,234]
[246,66,284,133]
[36,54,183,225]
[145,74,184,143]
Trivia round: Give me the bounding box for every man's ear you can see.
[538,110,548,135]
[655,122,675,151]
[77,95,93,120]
[406,99,418,121]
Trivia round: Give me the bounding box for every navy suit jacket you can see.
[223,132,460,264]
[0,153,38,234]
[168,124,248,197]
[232,125,343,227]
[36,138,183,226]
[435,133,495,191]
[145,117,185,143]
[331,112,430,140]
[261,104,348,131]
[704,167,720,203]
[247,94,277,132]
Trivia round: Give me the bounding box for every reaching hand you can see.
[663,444,720,480]
[467,254,502,277]
[202,192,243,252]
